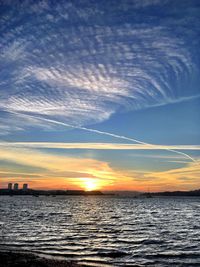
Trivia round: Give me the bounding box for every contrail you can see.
[6,109,196,162]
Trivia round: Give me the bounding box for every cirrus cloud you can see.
[0,0,199,133]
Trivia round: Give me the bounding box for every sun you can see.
[83,178,99,191]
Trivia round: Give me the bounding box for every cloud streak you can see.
[0,142,199,151]
[4,109,196,162]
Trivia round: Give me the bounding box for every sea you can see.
[0,195,200,266]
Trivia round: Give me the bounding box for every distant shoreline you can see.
[0,188,200,197]
[0,250,81,267]
[0,189,105,196]
[142,189,200,197]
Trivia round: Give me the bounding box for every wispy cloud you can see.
[0,146,123,189]
[0,1,199,192]
[0,0,199,132]
[142,161,200,191]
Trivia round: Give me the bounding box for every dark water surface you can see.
[0,196,200,266]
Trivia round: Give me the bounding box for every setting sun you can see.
[83,178,99,191]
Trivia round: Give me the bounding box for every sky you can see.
[0,0,200,192]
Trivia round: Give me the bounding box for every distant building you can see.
[23,183,28,190]
[13,183,19,190]
[8,183,12,190]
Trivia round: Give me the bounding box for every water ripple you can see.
[0,196,200,266]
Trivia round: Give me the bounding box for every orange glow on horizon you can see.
[1,176,200,192]
[0,146,199,192]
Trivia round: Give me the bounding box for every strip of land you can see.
[0,189,104,196]
[142,189,200,197]
[0,251,81,267]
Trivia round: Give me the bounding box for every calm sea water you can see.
[0,195,200,266]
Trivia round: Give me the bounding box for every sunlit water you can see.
[0,196,200,266]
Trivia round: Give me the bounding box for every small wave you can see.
[141,239,165,245]
[32,250,97,258]
[97,250,129,258]
[147,251,200,259]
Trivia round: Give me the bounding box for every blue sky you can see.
[0,0,199,191]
